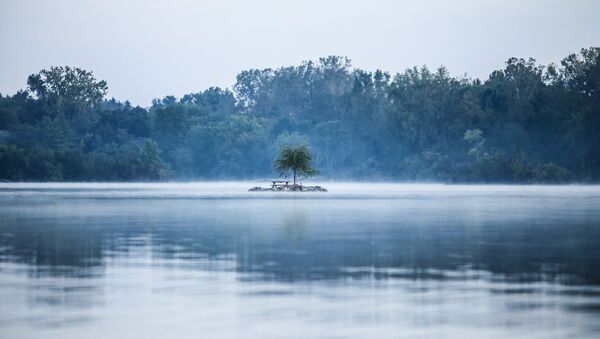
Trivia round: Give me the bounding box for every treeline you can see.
[0,48,598,182]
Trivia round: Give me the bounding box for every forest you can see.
[0,47,598,183]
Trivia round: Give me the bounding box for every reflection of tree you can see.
[1,218,105,279]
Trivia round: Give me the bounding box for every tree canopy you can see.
[0,48,599,182]
[273,144,318,185]
[27,66,108,114]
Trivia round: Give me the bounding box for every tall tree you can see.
[27,66,108,115]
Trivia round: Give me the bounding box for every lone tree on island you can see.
[273,144,319,186]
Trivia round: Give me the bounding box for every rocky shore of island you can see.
[249,181,327,192]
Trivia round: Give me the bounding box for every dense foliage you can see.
[0,48,599,182]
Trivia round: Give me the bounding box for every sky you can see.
[1,0,599,106]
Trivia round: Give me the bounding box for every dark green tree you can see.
[135,139,169,180]
[273,144,318,185]
[27,66,108,116]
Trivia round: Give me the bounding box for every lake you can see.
[1,183,599,338]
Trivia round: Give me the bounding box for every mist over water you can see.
[1,183,600,338]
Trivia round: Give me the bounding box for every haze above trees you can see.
[0,48,598,183]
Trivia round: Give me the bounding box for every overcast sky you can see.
[1,0,599,106]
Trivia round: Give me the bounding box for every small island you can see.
[249,144,327,192]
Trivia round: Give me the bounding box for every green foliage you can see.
[135,139,169,180]
[0,145,26,180]
[27,66,107,107]
[0,48,599,182]
[273,144,319,184]
[537,163,573,183]
[464,128,486,159]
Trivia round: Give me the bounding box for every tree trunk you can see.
[293,169,296,186]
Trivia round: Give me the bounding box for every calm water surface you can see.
[1,183,599,338]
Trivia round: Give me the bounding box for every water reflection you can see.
[1,183,600,338]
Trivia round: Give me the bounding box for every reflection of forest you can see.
[1,197,599,284]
